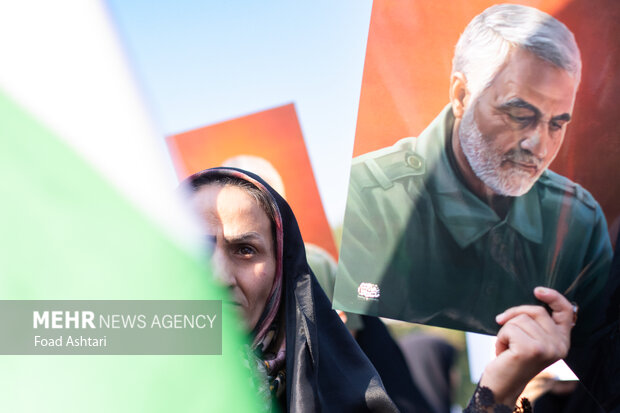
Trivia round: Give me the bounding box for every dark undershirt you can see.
[445,127,514,220]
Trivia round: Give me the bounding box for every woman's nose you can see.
[210,248,236,287]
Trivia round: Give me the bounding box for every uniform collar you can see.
[416,105,543,248]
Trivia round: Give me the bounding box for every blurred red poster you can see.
[167,103,338,259]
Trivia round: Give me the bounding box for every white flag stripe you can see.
[0,0,201,252]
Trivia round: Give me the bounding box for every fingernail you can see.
[535,286,549,295]
[495,312,505,323]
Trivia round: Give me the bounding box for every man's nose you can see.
[520,124,548,159]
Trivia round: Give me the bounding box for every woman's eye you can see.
[205,235,216,256]
[236,245,257,256]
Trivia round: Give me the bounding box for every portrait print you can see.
[334,0,620,337]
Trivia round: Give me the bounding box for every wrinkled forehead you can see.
[486,49,579,114]
[191,183,272,237]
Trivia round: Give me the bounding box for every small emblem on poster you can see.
[357,283,380,300]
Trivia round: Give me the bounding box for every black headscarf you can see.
[397,333,455,413]
[186,167,398,413]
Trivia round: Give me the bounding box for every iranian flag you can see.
[0,1,262,411]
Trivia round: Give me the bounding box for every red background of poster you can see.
[353,0,620,239]
[166,103,338,259]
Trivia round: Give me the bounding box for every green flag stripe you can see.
[0,90,263,412]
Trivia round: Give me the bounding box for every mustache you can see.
[503,149,542,167]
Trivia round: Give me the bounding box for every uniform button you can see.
[406,154,422,169]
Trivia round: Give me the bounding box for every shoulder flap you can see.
[538,171,597,210]
[350,137,425,190]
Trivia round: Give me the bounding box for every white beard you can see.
[458,106,542,197]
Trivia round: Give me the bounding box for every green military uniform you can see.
[333,104,612,338]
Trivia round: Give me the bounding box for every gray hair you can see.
[452,4,581,98]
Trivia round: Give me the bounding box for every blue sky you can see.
[106,0,373,227]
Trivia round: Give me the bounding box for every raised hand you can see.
[478,287,575,408]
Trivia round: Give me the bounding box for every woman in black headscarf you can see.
[185,167,576,413]
[187,167,397,412]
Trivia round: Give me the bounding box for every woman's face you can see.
[192,183,276,331]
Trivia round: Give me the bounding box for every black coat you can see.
[563,232,620,413]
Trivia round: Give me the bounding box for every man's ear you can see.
[450,72,470,119]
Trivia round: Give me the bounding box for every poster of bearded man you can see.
[333,2,617,339]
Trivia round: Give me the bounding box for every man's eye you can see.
[549,121,564,132]
[508,114,534,127]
